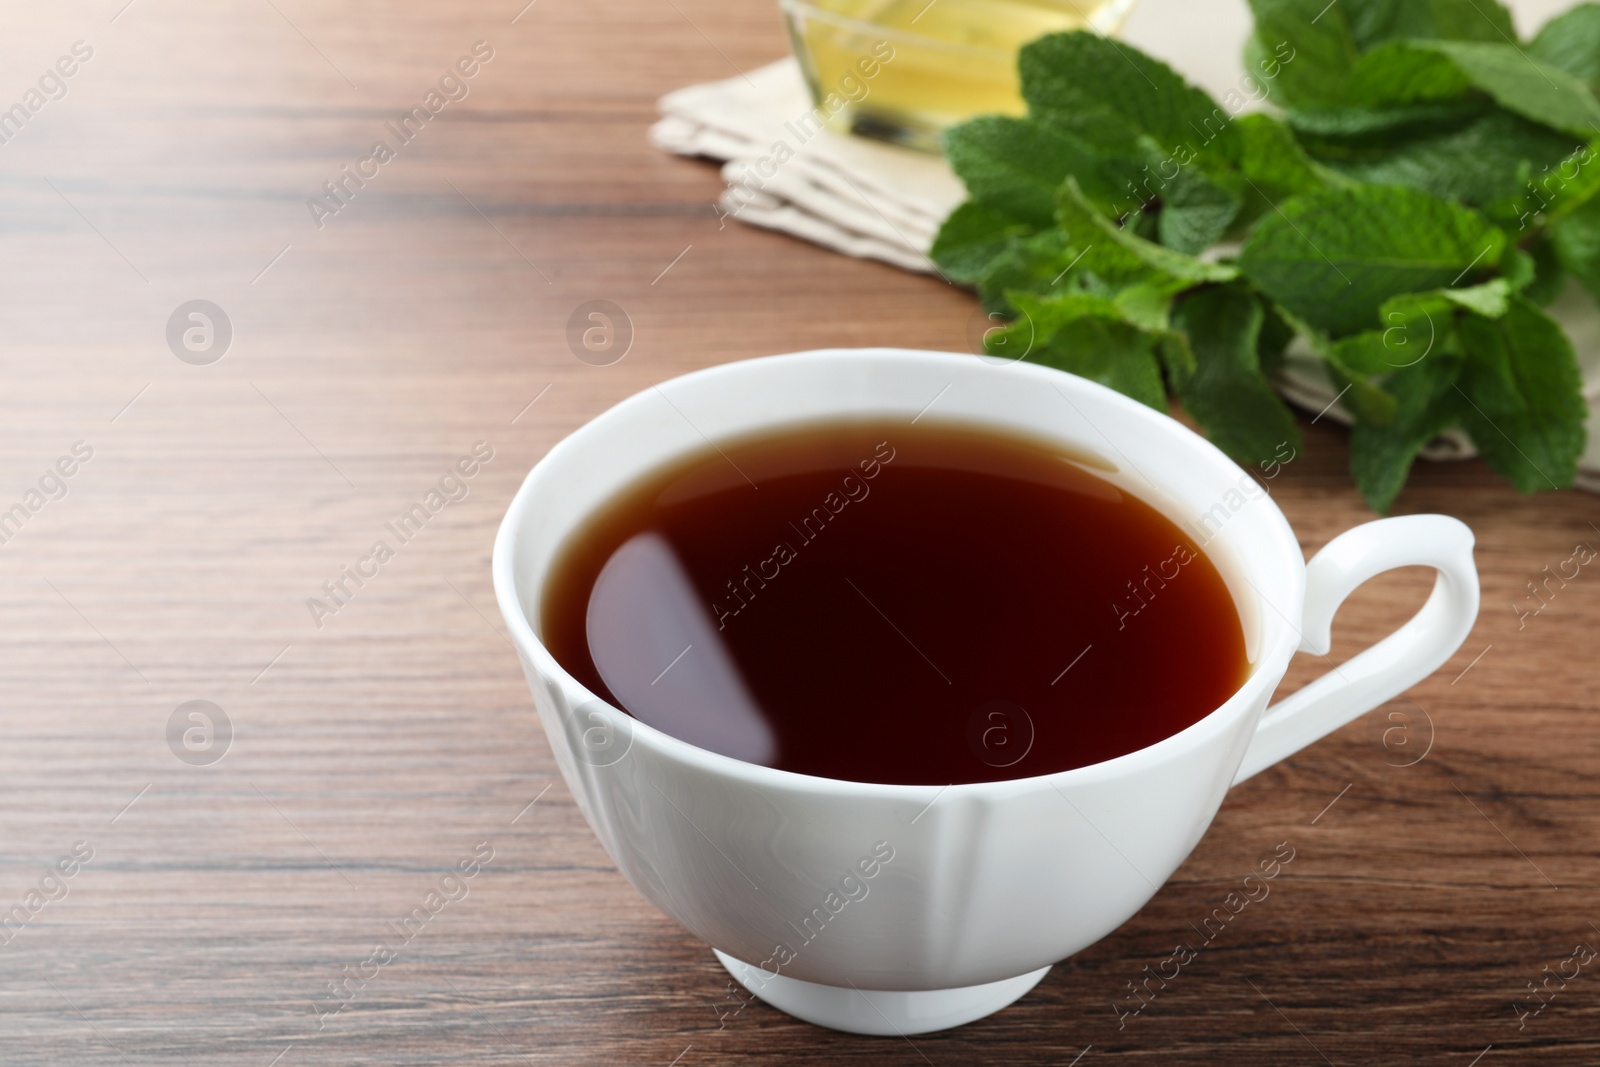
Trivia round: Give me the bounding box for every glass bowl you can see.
[780,0,1141,152]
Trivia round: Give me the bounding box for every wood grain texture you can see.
[0,1,1596,1064]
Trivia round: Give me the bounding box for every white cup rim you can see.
[493,348,1307,799]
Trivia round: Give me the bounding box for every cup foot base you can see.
[713,950,1051,1036]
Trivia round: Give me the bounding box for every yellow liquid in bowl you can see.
[784,0,1135,151]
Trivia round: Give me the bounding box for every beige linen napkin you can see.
[649,58,965,275]
[650,1,1600,491]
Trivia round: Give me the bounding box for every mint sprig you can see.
[932,0,1595,512]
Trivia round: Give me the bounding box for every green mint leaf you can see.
[1000,289,1196,407]
[1387,41,1600,137]
[1245,0,1362,108]
[1157,169,1244,254]
[1020,32,1241,164]
[1286,100,1486,139]
[1349,353,1466,512]
[1245,0,1516,109]
[1441,277,1513,315]
[1003,282,1196,388]
[1333,277,1505,378]
[1243,33,1314,105]
[973,229,1075,313]
[958,179,1228,315]
[1519,238,1568,305]
[970,204,1207,316]
[1455,296,1588,491]
[1237,113,1352,202]
[1257,299,1296,374]
[1056,178,1239,288]
[1530,3,1600,96]
[1517,143,1600,231]
[930,201,1028,285]
[1127,208,1162,243]
[1065,130,1233,227]
[1004,290,1123,344]
[1013,307,1170,411]
[1345,41,1473,107]
[1500,245,1537,292]
[1426,41,1600,137]
[1044,320,1168,411]
[1332,330,1420,376]
[1158,330,1198,394]
[1550,191,1600,303]
[1387,277,1514,319]
[1300,110,1577,211]
[1323,351,1400,425]
[1238,184,1505,334]
[1172,285,1302,464]
[1111,281,1179,332]
[1272,302,1400,423]
[941,116,1120,229]
[1341,0,1515,48]
[1001,284,1177,341]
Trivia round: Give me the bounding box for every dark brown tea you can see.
[541,419,1249,785]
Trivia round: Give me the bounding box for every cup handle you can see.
[1231,515,1480,786]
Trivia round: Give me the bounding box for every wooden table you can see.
[1,0,1597,1063]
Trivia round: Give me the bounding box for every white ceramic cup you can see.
[493,348,1480,1036]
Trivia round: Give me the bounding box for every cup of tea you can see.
[493,348,1479,1035]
